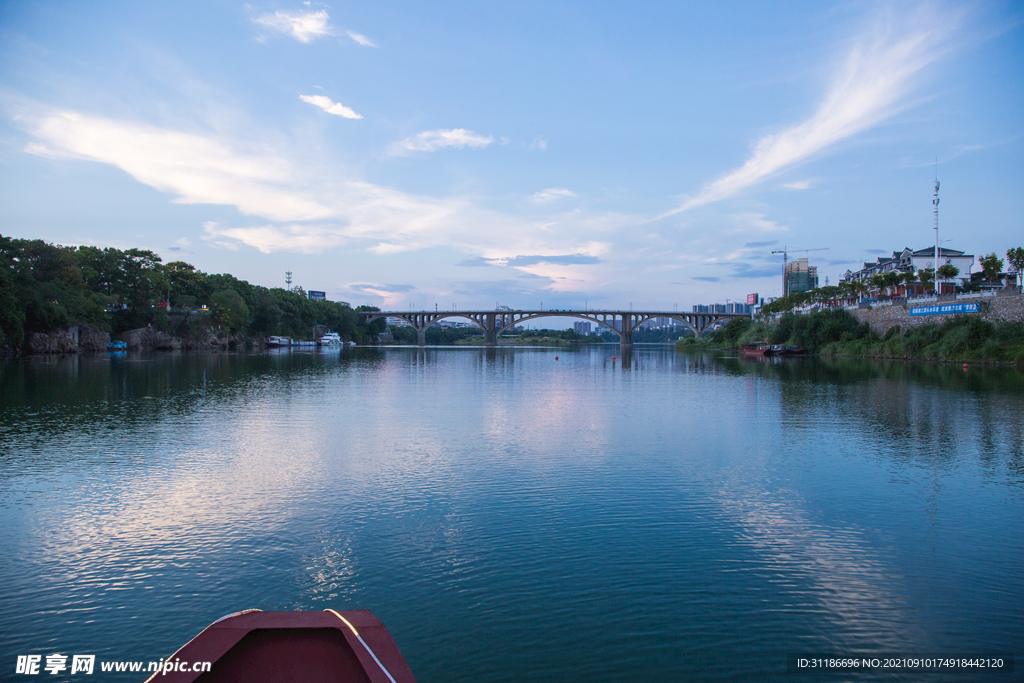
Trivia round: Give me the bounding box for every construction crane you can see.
[771,246,829,298]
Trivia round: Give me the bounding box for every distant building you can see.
[573,321,592,335]
[784,258,818,296]
[692,303,748,314]
[307,290,326,300]
[386,317,412,327]
[842,247,974,294]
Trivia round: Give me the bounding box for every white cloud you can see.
[782,179,814,190]
[347,31,377,47]
[253,9,333,43]
[731,212,789,234]
[530,188,577,203]
[299,94,362,119]
[391,128,493,154]
[666,5,956,215]
[25,111,331,222]
[18,107,641,297]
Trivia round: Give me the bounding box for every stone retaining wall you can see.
[850,292,1024,335]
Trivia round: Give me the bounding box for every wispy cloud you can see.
[19,107,628,260]
[506,254,603,267]
[299,94,362,119]
[666,5,956,214]
[253,9,333,43]
[744,240,779,248]
[168,237,191,253]
[455,256,494,267]
[349,282,415,293]
[25,111,331,222]
[455,253,604,267]
[733,212,789,234]
[391,128,493,154]
[782,179,814,190]
[347,31,376,47]
[692,276,720,282]
[530,188,577,204]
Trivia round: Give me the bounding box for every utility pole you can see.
[933,160,940,293]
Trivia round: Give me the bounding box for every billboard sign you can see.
[307,290,327,301]
[909,302,980,317]
[746,293,759,306]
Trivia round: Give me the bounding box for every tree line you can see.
[0,235,383,349]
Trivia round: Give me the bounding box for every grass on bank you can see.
[676,308,1024,363]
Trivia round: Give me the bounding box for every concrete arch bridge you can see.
[360,309,748,346]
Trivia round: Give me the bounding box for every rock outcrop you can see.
[120,327,182,351]
[25,325,110,354]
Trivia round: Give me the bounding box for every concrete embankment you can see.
[848,291,1023,336]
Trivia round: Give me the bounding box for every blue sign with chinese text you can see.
[909,302,981,316]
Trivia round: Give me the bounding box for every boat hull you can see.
[146,610,416,683]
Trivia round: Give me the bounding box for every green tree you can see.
[164,261,210,305]
[209,289,250,333]
[936,264,959,293]
[882,271,901,296]
[918,268,935,293]
[868,273,886,296]
[980,253,1003,281]
[1003,247,1023,279]
[1007,247,1024,270]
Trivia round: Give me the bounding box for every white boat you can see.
[319,332,342,346]
[267,336,292,347]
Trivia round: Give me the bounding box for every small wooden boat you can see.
[145,609,416,682]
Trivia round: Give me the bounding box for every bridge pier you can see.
[618,314,634,347]
[618,326,633,347]
[417,328,426,346]
[484,313,497,346]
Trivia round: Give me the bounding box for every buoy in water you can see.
[963,363,969,370]
[612,355,616,361]
[555,356,559,360]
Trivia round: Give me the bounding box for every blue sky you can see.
[1,1,1021,311]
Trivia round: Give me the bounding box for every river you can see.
[1,346,1021,681]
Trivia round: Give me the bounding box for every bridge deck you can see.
[360,310,747,345]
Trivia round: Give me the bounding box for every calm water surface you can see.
[1,346,1022,681]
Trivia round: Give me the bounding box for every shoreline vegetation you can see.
[1,234,387,355]
[677,308,1024,364]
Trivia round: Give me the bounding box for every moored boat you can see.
[145,609,416,683]
[741,341,772,356]
[319,332,342,345]
[267,336,291,347]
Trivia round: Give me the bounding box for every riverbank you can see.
[677,308,1024,364]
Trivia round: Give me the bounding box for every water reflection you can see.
[0,347,1021,682]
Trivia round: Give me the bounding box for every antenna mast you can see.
[285,271,293,289]
[933,159,940,291]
